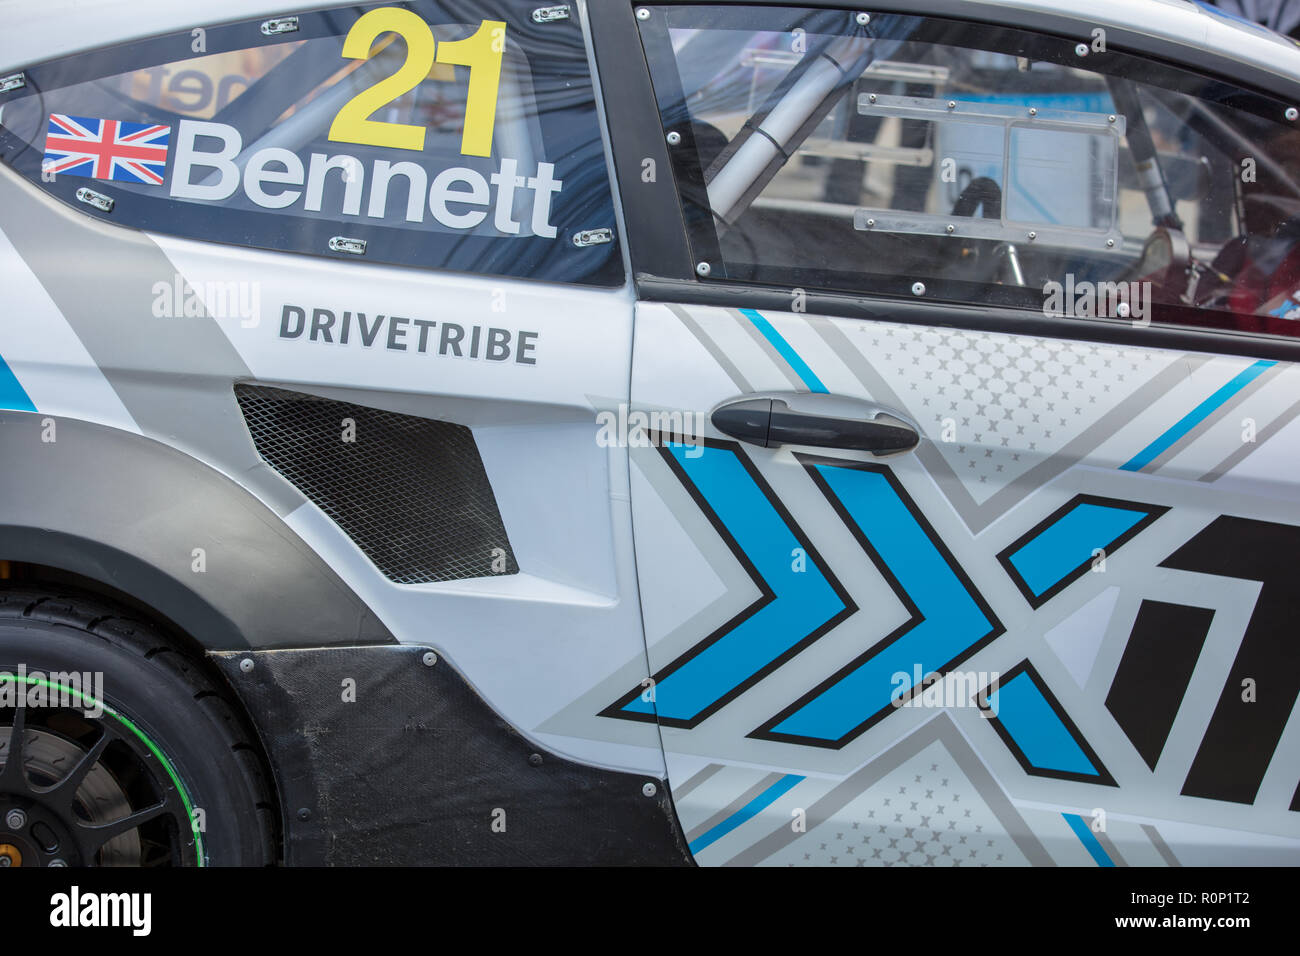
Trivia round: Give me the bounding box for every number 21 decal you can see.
[328,7,505,158]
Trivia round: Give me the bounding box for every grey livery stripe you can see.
[1090,817,1129,866]
[1142,824,1182,867]
[666,303,753,393]
[1199,397,1300,482]
[685,772,788,845]
[1139,360,1284,474]
[671,763,725,801]
[728,308,808,391]
[0,166,302,515]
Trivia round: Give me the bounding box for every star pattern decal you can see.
[770,743,1027,867]
[857,324,1163,499]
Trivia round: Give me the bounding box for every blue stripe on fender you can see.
[1063,812,1114,867]
[616,441,850,725]
[1121,360,1274,472]
[739,308,828,393]
[688,774,804,855]
[757,459,1002,746]
[0,353,35,412]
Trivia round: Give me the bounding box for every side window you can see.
[0,2,621,285]
[638,6,1300,335]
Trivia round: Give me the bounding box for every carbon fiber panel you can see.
[213,645,691,866]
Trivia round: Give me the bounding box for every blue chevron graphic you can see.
[981,662,1115,785]
[991,672,1098,776]
[997,495,1167,608]
[755,457,1003,747]
[1007,503,1146,597]
[607,440,853,727]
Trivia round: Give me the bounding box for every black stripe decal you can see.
[1163,517,1300,804]
[1105,600,1213,771]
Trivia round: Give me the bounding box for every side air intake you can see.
[235,384,518,584]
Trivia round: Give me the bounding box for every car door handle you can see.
[712,393,920,455]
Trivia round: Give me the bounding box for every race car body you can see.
[1,0,1298,867]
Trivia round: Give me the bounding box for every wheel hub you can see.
[0,697,188,866]
[0,726,140,866]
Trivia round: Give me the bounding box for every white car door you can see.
[597,1,1300,866]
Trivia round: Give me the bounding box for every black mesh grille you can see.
[235,384,518,584]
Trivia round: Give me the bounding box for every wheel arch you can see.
[0,410,395,652]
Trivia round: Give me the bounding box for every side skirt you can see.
[212,645,692,866]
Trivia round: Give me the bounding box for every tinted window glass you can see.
[0,1,621,285]
[640,6,1300,335]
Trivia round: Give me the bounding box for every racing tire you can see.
[0,588,276,866]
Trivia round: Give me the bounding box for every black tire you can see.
[0,588,275,866]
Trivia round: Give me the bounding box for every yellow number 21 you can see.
[328,9,505,158]
[435,20,506,158]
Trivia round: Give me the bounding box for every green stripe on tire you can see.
[1,674,206,866]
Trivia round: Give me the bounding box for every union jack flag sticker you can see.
[42,113,171,185]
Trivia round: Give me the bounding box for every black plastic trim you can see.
[587,0,695,280]
[767,402,919,454]
[711,398,773,445]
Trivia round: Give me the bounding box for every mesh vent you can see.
[236,384,518,584]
